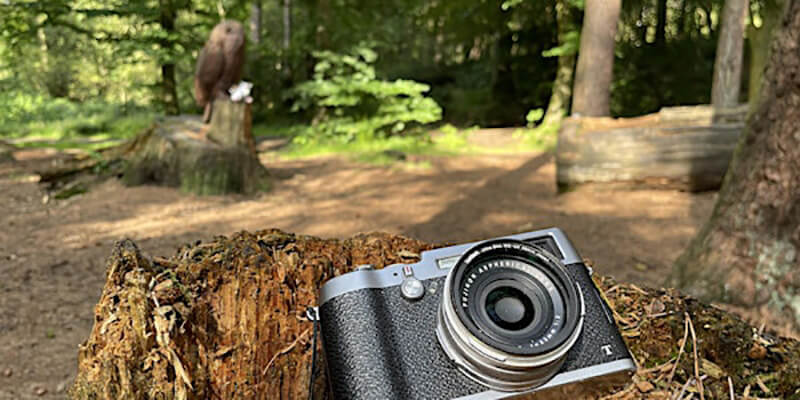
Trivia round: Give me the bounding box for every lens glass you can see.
[485,286,533,331]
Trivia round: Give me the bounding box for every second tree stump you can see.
[123,100,269,195]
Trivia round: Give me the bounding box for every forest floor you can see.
[0,131,722,399]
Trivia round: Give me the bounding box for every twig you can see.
[629,283,648,295]
[728,376,734,400]
[605,284,621,294]
[686,313,705,400]
[668,314,690,386]
[674,377,694,400]
[755,375,770,394]
[262,328,311,375]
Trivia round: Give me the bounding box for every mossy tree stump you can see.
[72,230,800,399]
[123,100,269,195]
[556,105,747,192]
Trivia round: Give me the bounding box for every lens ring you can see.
[451,249,579,356]
[436,239,585,392]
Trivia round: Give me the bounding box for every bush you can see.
[287,45,442,144]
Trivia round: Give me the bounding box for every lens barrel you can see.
[436,239,584,392]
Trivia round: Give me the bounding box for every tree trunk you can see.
[747,0,785,107]
[160,0,180,116]
[123,100,269,195]
[655,0,668,46]
[543,0,577,125]
[671,1,800,327]
[283,0,291,50]
[571,0,621,117]
[250,1,262,45]
[71,231,800,399]
[711,0,748,109]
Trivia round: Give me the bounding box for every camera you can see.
[318,228,635,399]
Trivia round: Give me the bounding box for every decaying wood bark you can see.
[556,105,747,192]
[122,100,269,195]
[72,230,800,399]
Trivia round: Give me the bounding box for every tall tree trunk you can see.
[747,0,786,107]
[711,0,748,109]
[571,0,621,117]
[159,0,180,116]
[670,1,800,327]
[283,0,291,50]
[676,0,688,36]
[543,0,577,125]
[655,0,668,46]
[250,1,262,45]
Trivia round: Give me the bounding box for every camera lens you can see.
[485,286,532,330]
[436,239,584,392]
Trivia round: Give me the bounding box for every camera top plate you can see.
[319,227,582,305]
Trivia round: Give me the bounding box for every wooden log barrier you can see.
[556,105,748,192]
[71,230,800,399]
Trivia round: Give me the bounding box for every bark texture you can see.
[283,0,291,50]
[160,0,180,116]
[556,105,746,192]
[543,0,577,125]
[747,0,786,107]
[123,100,269,195]
[671,1,800,327]
[571,0,621,117]
[71,231,800,399]
[711,0,748,109]
[250,2,262,45]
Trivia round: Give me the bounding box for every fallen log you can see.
[556,105,747,192]
[71,230,800,399]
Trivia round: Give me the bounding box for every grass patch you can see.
[256,123,555,165]
[512,121,560,150]
[1,92,155,152]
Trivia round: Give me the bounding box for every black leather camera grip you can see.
[319,264,631,400]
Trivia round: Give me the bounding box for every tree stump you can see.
[556,105,747,192]
[71,230,800,399]
[122,100,269,195]
[0,139,16,163]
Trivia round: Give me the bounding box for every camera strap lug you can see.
[306,306,319,322]
[306,306,321,399]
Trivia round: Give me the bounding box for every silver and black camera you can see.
[318,228,635,399]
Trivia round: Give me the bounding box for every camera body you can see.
[319,228,635,399]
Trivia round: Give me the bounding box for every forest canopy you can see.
[0,0,775,134]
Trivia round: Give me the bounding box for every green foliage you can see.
[0,91,153,146]
[288,46,442,143]
[513,121,559,151]
[525,108,545,127]
[542,31,580,58]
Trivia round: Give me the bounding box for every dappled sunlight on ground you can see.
[0,150,716,398]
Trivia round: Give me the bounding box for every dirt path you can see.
[0,147,715,399]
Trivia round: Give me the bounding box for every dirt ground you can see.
[0,141,717,399]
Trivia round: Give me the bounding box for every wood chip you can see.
[636,381,655,392]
